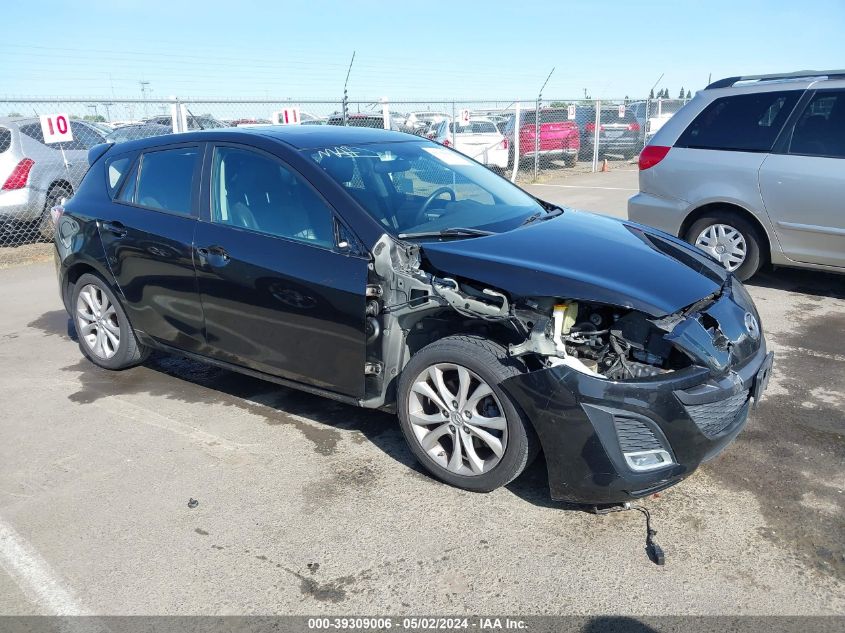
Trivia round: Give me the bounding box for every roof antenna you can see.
[592,502,665,565]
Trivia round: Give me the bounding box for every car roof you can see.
[0,117,38,127]
[705,69,845,90]
[103,125,423,153]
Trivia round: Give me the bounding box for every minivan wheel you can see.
[71,273,149,370]
[397,335,538,493]
[39,185,72,241]
[686,212,764,281]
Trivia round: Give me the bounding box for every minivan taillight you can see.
[639,145,671,170]
[585,123,604,133]
[2,158,35,190]
[628,122,641,132]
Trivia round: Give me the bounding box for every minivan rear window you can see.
[521,110,571,125]
[675,90,801,153]
[0,128,10,153]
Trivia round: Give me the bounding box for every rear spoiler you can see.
[87,142,114,166]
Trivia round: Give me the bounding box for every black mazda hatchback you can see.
[53,126,773,504]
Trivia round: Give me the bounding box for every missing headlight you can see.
[510,299,694,379]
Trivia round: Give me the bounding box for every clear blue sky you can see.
[2,0,843,101]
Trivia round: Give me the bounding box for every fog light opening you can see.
[624,449,673,472]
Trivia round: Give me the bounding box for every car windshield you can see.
[308,141,544,237]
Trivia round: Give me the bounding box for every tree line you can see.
[650,88,692,99]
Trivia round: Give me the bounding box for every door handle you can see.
[197,245,230,266]
[102,220,127,238]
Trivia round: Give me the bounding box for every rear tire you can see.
[397,335,538,493]
[71,273,150,370]
[564,153,578,168]
[685,210,765,281]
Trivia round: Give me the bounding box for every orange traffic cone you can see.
[601,158,609,172]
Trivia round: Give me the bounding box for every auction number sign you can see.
[40,114,74,144]
[273,108,302,125]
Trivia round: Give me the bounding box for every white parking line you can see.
[0,516,87,615]
[529,183,638,191]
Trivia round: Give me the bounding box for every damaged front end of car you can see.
[360,226,772,504]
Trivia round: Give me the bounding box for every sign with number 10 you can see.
[40,114,74,144]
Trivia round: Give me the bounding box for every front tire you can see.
[71,273,149,370]
[685,210,764,281]
[397,335,537,493]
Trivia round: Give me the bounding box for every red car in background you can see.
[503,108,580,168]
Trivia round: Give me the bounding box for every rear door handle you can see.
[102,220,127,238]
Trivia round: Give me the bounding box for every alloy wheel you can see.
[76,283,121,359]
[407,363,508,476]
[694,223,747,271]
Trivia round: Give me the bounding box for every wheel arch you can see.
[62,259,116,312]
[680,202,772,260]
[46,179,74,203]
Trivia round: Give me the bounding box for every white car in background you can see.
[431,118,508,169]
[404,111,450,134]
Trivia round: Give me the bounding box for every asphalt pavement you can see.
[0,169,842,616]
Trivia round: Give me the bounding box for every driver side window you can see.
[211,146,335,248]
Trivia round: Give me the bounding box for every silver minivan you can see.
[628,70,845,280]
[0,117,106,242]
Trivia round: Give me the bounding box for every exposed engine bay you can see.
[361,235,730,408]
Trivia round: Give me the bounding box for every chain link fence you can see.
[0,96,689,262]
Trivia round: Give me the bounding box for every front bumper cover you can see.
[501,340,771,504]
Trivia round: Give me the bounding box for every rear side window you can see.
[448,122,496,134]
[676,91,801,152]
[521,110,570,125]
[788,90,845,159]
[120,147,198,215]
[19,121,104,151]
[19,123,48,146]
[0,128,10,153]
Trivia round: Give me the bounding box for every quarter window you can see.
[105,155,133,197]
[676,91,801,152]
[789,90,845,158]
[120,147,198,214]
[211,146,335,248]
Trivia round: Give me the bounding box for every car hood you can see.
[419,210,727,317]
